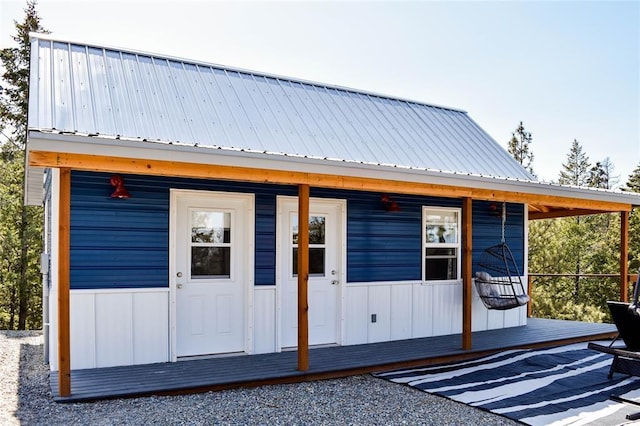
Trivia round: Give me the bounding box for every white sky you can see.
[1,0,639,185]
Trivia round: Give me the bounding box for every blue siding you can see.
[472,201,525,275]
[69,171,524,290]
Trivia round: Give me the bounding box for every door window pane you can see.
[292,248,326,276]
[191,212,230,243]
[309,216,325,244]
[292,215,325,244]
[191,247,231,278]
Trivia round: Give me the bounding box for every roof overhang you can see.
[26,131,640,217]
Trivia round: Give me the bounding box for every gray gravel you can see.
[2,331,519,425]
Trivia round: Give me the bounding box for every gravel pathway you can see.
[2,331,518,425]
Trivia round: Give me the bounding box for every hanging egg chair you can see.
[474,203,530,310]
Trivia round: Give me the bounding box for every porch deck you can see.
[51,318,617,402]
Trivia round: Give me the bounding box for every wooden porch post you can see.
[58,168,71,396]
[462,197,472,350]
[621,210,629,302]
[297,184,310,371]
[527,275,533,317]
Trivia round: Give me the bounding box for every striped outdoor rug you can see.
[375,343,640,425]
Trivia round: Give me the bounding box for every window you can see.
[423,207,460,281]
[190,210,232,279]
[291,214,326,276]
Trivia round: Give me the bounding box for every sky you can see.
[1,0,639,185]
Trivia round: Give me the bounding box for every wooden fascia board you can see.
[29,150,633,213]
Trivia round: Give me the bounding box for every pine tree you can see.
[507,121,535,175]
[559,139,591,186]
[0,1,46,329]
[623,164,640,192]
[557,140,592,303]
[589,157,618,190]
[626,164,640,271]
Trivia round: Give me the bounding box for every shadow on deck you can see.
[51,318,616,402]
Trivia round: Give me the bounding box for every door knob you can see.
[331,280,339,285]
[177,272,183,277]
[177,284,183,289]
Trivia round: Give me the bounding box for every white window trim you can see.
[422,206,462,283]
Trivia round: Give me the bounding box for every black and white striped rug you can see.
[375,343,640,425]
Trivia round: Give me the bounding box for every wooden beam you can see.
[29,151,633,213]
[462,197,472,350]
[529,208,611,220]
[58,168,71,396]
[297,184,310,371]
[621,210,630,302]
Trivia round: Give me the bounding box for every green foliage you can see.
[559,139,590,186]
[0,1,45,329]
[507,121,535,175]
[589,158,618,190]
[625,164,640,272]
[529,142,628,323]
[623,164,640,192]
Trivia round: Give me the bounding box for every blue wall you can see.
[69,171,524,289]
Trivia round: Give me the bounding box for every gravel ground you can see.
[1,331,519,425]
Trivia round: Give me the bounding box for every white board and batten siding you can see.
[50,289,170,370]
[49,281,526,369]
[253,286,277,354]
[343,280,526,346]
[48,286,277,370]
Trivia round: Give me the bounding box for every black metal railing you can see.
[527,273,638,323]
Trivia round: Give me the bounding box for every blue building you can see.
[25,34,640,397]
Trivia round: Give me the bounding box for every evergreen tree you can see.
[507,121,535,175]
[623,164,640,192]
[557,140,591,305]
[625,165,640,271]
[589,157,618,190]
[559,139,591,186]
[0,0,46,329]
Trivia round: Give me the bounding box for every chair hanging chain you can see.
[501,202,506,243]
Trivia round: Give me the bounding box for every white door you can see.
[172,191,253,357]
[278,197,344,348]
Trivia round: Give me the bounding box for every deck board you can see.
[51,318,617,402]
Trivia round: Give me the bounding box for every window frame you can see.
[188,208,233,280]
[422,206,462,283]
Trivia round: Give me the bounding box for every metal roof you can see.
[27,34,534,181]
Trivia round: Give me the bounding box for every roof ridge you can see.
[29,32,466,114]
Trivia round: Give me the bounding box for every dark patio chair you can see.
[588,271,640,379]
[588,271,640,420]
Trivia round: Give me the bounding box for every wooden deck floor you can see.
[51,318,617,402]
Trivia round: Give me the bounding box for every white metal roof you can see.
[27,33,534,181]
[25,34,640,213]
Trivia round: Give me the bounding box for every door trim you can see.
[275,196,347,351]
[169,189,255,361]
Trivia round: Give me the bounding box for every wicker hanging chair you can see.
[474,203,530,310]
